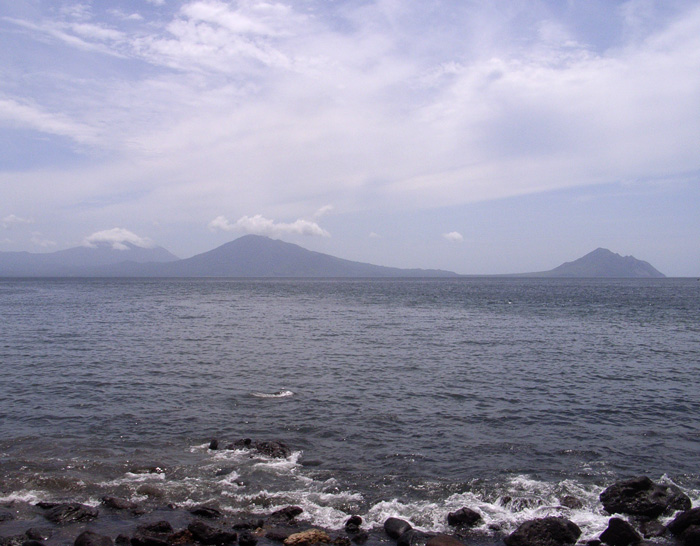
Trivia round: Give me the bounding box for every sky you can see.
[1,0,699,276]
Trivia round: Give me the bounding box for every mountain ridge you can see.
[0,236,666,278]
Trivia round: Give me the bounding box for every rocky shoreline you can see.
[1,441,698,546]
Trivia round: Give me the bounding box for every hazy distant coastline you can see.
[0,235,665,278]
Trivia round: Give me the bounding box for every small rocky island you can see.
[0,440,697,546]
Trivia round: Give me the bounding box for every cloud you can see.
[30,233,56,248]
[313,205,334,219]
[2,214,34,229]
[443,231,464,243]
[368,232,381,239]
[83,228,155,250]
[208,214,330,238]
[0,97,96,143]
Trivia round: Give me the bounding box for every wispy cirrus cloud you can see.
[2,214,34,229]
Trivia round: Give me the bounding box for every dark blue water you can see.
[1,278,698,537]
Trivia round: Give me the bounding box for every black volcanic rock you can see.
[535,248,665,278]
[599,518,641,546]
[504,517,581,546]
[599,476,690,518]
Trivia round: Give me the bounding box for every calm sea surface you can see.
[1,277,699,538]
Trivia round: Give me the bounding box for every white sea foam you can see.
[251,390,294,398]
[0,490,44,505]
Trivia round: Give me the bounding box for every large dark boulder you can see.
[384,518,413,540]
[447,508,482,527]
[668,508,700,536]
[504,517,581,546]
[599,477,691,518]
[599,518,641,546]
[75,531,114,546]
[189,506,222,519]
[42,503,99,524]
[267,506,303,524]
[188,521,237,545]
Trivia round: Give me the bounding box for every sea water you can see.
[1,277,699,540]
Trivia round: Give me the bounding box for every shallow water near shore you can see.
[1,277,699,541]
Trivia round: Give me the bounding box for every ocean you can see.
[1,277,699,542]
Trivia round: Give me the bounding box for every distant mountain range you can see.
[0,235,665,278]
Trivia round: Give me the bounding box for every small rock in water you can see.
[0,509,14,522]
[599,518,641,546]
[239,531,259,546]
[447,507,482,527]
[268,506,304,523]
[265,528,295,543]
[350,533,368,545]
[283,530,331,546]
[188,521,237,545]
[209,439,219,450]
[384,518,413,540]
[189,505,222,519]
[75,530,114,546]
[102,497,139,511]
[668,508,700,536]
[504,517,581,546]
[42,503,99,524]
[25,528,51,541]
[560,496,583,510]
[599,476,691,518]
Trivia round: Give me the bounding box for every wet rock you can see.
[283,529,331,546]
[0,509,14,522]
[115,535,131,546]
[425,535,464,546]
[25,528,51,541]
[504,517,581,546]
[683,525,700,546]
[209,439,219,450]
[42,503,99,524]
[0,536,25,546]
[24,540,45,546]
[599,477,691,519]
[75,530,114,546]
[188,521,237,545]
[384,518,413,540]
[599,518,641,546]
[344,516,362,535]
[265,529,294,543]
[638,519,666,538]
[131,521,174,546]
[447,508,482,527]
[268,506,304,524]
[561,496,583,510]
[35,502,59,510]
[332,538,351,546]
[102,497,139,511]
[232,519,265,530]
[668,508,700,536]
[168,530,194,546]
[350,533,368,545]
[136,485,164,499]
[225,439,292,459]
[189,506,222,519]
[239,531,258,546]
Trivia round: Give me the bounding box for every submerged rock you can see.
[102,497,139,511]
[599,476,691,518]
[599,518,641,546]
[75,530,114,546]
[42,503,99,524]
[268,506,304,524]
[344,516,362,535]
[426,535,464,546]
[189,506,222,519]
[131,520,174,546]
[504,517,581,546]
[188,521,237,545]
